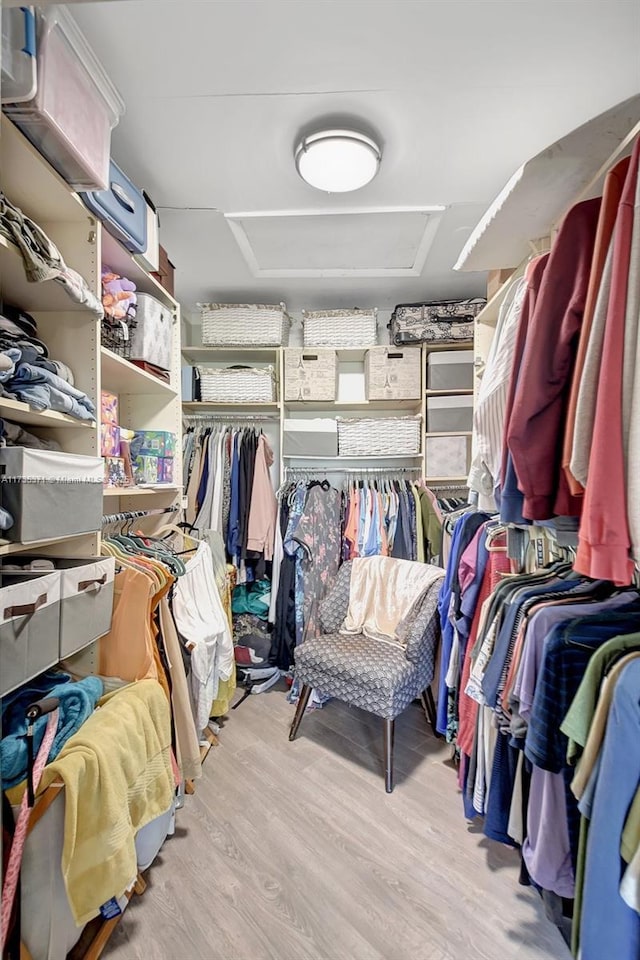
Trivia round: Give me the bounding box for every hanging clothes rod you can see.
[285,465,421,476]
[426,482,469,492]
[101,505,181,526]
[183,412,279,422]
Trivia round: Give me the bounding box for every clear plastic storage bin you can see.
[1,6,37,104]
[4,5,124,190]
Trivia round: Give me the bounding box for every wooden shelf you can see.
[422,341,474,353]
[0,396,95,429]
[283,454,423,461]
[425,477,469,485]
[182,401,280,413]
[0,531,98,556]
[182,346,279,365]
[0,236,97,315]
[284,399,421,411]
[101,348,177,397]
[425,431,472,438]
[103,486,180,498]
[101,232,178,313]
[425,389,474,397]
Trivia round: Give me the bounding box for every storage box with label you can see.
[0,449,103,542]
[426,395,474,433]
[427,350,474,391]
[425,435,470,479]
[0,569,61,697]
[129,293,173,371]
[365,347,421,401]
[283,419,338,458]
[132,430,176,459]
[284,349,338,401]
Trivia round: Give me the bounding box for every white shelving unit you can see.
[0,114,183,555]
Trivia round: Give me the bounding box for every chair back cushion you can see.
[319,561,352,633]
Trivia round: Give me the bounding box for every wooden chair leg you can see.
[420,687,441,738]
[383,718,395,793]
[288,684,312,741]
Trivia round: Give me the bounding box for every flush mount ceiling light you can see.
[294,129,381,193]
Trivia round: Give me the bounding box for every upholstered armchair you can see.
[288,559,444,793]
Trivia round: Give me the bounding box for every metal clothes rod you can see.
[101,505,181,526]
[183,413,279,422]
[284,466,421,477]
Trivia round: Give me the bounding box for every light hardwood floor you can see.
[104,684,571,960]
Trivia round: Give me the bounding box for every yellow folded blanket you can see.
[38,678,174,925]
[341,556,443,645]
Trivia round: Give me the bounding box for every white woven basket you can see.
[199,302,290,347]
[197,366,276,403]
[337,416,421,457]
[302,308,377,348]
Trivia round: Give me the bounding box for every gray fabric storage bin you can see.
[130,293,173,371]
[0,570,61,697]
[9,557,116,658]
[427,350,474,390]
[426,396,473,433]
[283,419,338,457]
[181,365,195,401]
[0,449,104,543]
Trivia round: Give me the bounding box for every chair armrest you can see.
[397,581,442,674]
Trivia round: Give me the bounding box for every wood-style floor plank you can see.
[103,685,571,960]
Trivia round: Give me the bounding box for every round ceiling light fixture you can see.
[294,129,381,193]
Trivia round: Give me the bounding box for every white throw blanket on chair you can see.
[340,556,442,646]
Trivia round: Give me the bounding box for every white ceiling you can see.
[70,0,640,324]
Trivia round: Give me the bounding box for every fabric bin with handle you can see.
[284,349,337,401]
[303,308,377,348]
[390,299,485,345]
[0,569,61,697]
[427,350,474,390]
[427,395,474,433]
[197,366,276,403]
[129,293,173,371]
[200,303,290,347]
[0,448,103,543]
[365,347,421,401]
[1,5,37,104]
[337,416,421,457]
[81,160,147,254]
[425,435,470,479]
[4,556,116,659]
[283,419,338,458]
[4,5,124,191]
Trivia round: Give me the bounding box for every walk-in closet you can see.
[0,3,639,959]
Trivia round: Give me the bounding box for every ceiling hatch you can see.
[224,206,445,279]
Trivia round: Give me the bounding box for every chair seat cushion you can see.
[294,632,430,720]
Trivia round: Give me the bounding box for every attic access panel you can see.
[224,207,444,278]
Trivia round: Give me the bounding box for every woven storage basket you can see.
[302,308,377,348]
[197,366,276,403]
[199,302,290,347]
[337,416,421,457]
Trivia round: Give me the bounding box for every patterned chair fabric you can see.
[295,562,443,721]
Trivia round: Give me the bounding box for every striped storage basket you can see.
[303,308,377,348]
[337,416,422,457]
[197,366,276,403]
[199,303,290,347]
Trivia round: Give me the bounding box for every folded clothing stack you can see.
[0,306,96,421]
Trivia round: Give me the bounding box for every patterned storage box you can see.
[103,456,127,487]
[100,423,120,457]
[133,455,159,484]
[199,303,290,347]
[197,366,276,403]
[284,349,337,401]
[365,347,421,401]
[100,390,118,424]
[129,293,173,370]
[131,431,176,459]
[425,435,470,479]
[302,308,377,348]
[158,458,174,484]
[337,416,421,457]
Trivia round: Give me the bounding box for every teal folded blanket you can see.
[0,673,104,788]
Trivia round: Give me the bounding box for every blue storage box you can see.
[81,160,147,254]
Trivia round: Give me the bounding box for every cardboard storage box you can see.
[0,570,61,697]
[427,350,474,391]
[133,456,159,484]
[365,346,421,401]
[283,419,338,458]
[426,395,473,433]
[0,449,103,542]
[151,245,175,298]
[132,430,176,459]
[284,349,338,402]
[425,435,470,479]
[100,422,120,457]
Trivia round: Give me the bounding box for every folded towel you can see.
[37,679,174,925]
[0,675,104,788]
[341,556,444,645]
